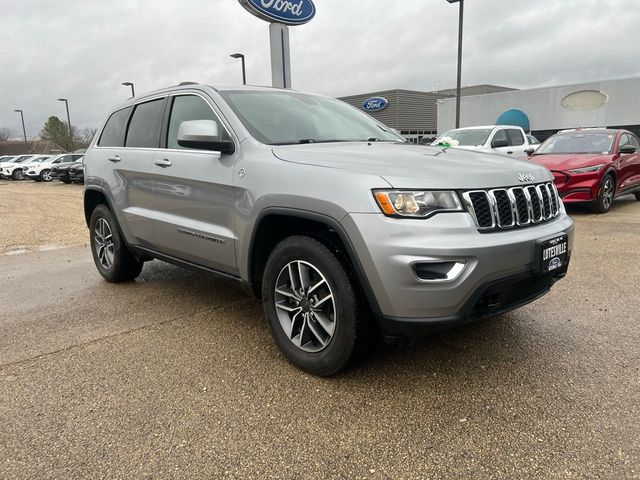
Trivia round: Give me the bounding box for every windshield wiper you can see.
[297,138,316,144]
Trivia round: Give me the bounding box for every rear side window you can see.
[507,129,525,146]
[166,95,223,150]
[98,107,131,147]
[125,99,165,148]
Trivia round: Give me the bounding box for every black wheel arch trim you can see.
[247,207,382,315]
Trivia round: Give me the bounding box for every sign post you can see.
[238,0,316,89]
[269,23,291,89]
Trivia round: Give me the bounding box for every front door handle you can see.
[507,151,514,154]
[108,155,121,162]
[154,159,172,168]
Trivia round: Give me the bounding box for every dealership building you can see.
[437,76,640,142]
[338,85,514,143]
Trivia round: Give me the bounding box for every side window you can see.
[507,129,525,146]
[618,134,631,149]
[492,129,508,145]
[98,107,131,147]
[167,95,224,150]
[629,134,640,149]
[125,99,165,148]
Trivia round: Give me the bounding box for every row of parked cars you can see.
[0,153,85,183]
[432,126,640,213]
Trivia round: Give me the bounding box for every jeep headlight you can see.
[568,164,604,174]
[374,190,462,218]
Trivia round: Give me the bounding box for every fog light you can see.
[413,261,466,282]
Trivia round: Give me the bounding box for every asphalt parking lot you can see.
[0,181,639,479]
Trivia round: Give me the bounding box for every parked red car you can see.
[528,128,640,213]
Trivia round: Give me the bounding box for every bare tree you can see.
[0,127,13,142]
[76,127,98,149]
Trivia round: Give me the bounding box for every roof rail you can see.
[178,81,199,86]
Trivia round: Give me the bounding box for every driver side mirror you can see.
[525,148,535,156]
[619,144,637,154]
[492,137,509,148]
[177,120,235,154]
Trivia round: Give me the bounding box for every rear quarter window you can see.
[98,107,132,147]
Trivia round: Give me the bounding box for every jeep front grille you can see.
[462,182,561,231]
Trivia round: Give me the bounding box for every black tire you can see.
[11,169,25,181]
[89,204,143,282]
[635,192,640,201]
[592,174,615,213]
[62,179,71,184]
[262,235,366,376]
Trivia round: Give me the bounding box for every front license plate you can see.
[538,234,569,274]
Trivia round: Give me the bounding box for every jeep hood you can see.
[272,142,550,189]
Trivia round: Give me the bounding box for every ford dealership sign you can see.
[362,97,389,112]
[239,0,316,25]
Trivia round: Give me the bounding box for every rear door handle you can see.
[154,158,172,168]
[108,155,121,162]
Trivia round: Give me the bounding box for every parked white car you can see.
[24,153,84,182]
[0,155,50,180]
[432,125,536,157]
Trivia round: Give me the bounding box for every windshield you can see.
[435,128,493,147]
[218,90,405,145]
[30,156,50,163]
[536,133,614,154]
[14,156,32,164]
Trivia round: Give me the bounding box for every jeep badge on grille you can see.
[518,173,535,183]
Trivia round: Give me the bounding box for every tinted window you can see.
[618,134,631,149]
[507,129,525,146]
[125,99,164,148]
[98,107,131,147]
[167,95,221,150]
[493,129,508,144]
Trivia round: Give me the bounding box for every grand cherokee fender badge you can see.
[178,228,226,245]
[518,173,535,183]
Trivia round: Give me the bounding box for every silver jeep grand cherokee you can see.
[84,84,574,376]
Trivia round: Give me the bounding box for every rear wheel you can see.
[592,174,615,213]
[89,205,143,282]
[40,169,53,182]
[261,235,366,376]
[11,169,25,181]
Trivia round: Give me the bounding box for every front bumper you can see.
[341,209,574,336]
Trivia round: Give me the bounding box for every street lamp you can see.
[57,98,74,152]
[13,109,27,143]
[230,53,247,85]
[447,0,464,128]
[122,82,135,98]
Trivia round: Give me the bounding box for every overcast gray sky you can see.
[1,0,638,138]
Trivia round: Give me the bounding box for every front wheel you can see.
[262,236,366,376]
[89,205,143,282]
[12,169,25,181]
[592,174,615,213]
[40,169,53,182]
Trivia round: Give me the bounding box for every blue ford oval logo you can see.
[239,0,316,25]
[362,97,389,112]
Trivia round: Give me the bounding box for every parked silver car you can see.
[83,84,574,375]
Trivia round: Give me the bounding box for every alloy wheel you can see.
[94,218,115,269]
[41,170,52,182]
[602,176,614,210]
[13,170,25,180]
[274,260,336,353]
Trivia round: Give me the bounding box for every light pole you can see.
[447,0,464,128]
[13,109,27,143]
[122,82,135,98]
[230,53,246,85]
[57,98,74,152]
